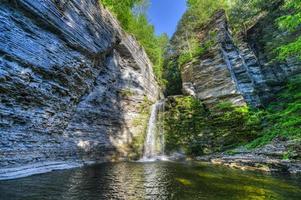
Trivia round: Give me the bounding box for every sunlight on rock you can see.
[77,140,91,152]
[0,0,301,199]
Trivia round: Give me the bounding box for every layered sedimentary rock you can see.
[246,9,301,97]
[182,10,301,107]
[0,0,159,177]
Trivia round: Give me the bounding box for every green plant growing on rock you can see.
[100,0,168,85]
[163,97,263,156]
[247,75,301,149]
[119,89,135,98]
[127,96,152,159]
[163,59,183,96]
[178,38,205,67]
[282,151,293,160]
[178,35,216,67]
[276,0,301,60]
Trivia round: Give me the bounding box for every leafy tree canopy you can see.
[100,0,168,85]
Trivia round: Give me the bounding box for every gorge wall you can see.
[0,0,160,178]
[181,10,301,108]
[163,7,301,170]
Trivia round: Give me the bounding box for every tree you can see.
[101,0,143,30]
[100,0,168,85]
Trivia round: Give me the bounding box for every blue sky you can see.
[147,0,187,37]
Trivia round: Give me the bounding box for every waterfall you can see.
[140,100,167,162]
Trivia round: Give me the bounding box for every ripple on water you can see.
[0,162,300,200]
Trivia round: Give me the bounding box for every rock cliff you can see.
[0,0,159,179]
[181,10,301,107]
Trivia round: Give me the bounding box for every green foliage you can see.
[101,0,143,29]
[164,0,229,95]
[177,38,210,67]
[229,0,269,34]
[247,75,301,148]
[178,52,193,67]
[186,0,229,30]
[170,0,228,54]
[282,151,293,160]
[163,96,208,155]
[163,97,262,156]
[128,96,152,159]
[100,0,168,85]
[228,0,301,61]
[164,33,215,94]
[276,0,301,60]
[228,0,286,33]
[163,59,183,96]
[277,0,301,32]
[277,36,301,60]
[119,89,135,98]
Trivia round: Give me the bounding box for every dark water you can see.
[0,162,301,200]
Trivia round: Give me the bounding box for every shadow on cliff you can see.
[0,0,148,168]
[64,49,140,161]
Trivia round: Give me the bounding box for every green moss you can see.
[225,149,239,156]
[282,151,292,160]
[119,89,135,98]
[247,75,301,149]
[127,96,152,159]
[129,128,147,159]
[163,97,262,156]
[164,74,301,155]
[177,34,216,67]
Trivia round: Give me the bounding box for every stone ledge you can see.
[0,161,96,181]
[197,153,301,174]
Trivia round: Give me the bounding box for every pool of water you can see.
[0,161,301,200]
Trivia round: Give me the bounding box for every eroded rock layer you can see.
[182,10,301,107]
[0,0,159,173]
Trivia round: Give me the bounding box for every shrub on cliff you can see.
[100,0,168,85]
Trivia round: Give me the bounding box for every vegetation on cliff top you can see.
[164,0,301,95]
[102,0,301,155]
[229,0,301,60]
[100,0,168,85]
[100,0,300,93]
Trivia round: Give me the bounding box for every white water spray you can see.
[140,100,167,162]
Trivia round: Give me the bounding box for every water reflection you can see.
[143,162,172,199]
[0,162,300,200]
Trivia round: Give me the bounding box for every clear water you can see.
[0,161,301,200]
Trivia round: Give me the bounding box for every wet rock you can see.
[197,138,301,174]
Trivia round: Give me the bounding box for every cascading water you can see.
[140,100,167,162]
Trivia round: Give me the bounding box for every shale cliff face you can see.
[0,0,159,174]
[182,10,301,107]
